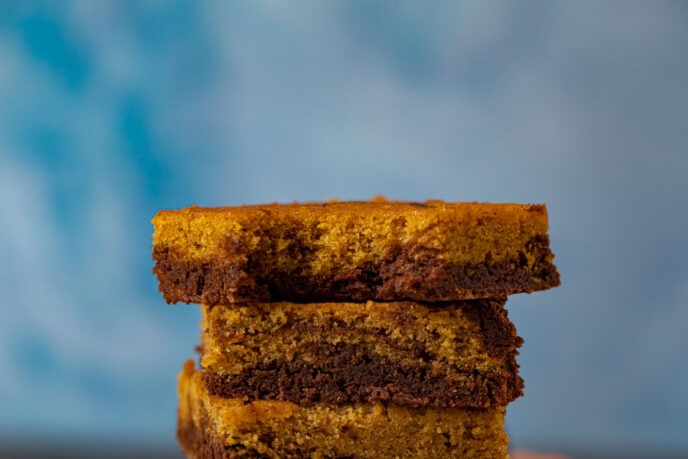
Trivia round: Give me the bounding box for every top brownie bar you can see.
[152,199,560,304]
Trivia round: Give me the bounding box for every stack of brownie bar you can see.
[152,199,560,458]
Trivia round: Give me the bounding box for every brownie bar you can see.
[199,298,523,408]
[178,360,510,458]
[152,200,560,304]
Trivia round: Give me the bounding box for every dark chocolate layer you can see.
[202,340,523,409]
[153,235,559,304]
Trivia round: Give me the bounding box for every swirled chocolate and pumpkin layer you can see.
[152,200,559,304]
[199,298,523,409]
[178,360,510,459]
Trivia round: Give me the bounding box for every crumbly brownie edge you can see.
[177,410,269,459]
[153,235,559,304]
[460,298,525,360]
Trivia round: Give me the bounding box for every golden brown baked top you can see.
[153,199,550,269]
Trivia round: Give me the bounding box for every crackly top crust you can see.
[153,199,559,304]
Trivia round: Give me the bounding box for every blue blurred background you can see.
[1,1,687,457]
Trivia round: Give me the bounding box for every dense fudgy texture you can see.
[178,361,510,459]
[202,350,521,408]
[200,299,523,408]
[154,235,557,304]
[152,200,560,304]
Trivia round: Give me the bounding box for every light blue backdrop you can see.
[1,1,686,453]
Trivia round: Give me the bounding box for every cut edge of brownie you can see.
[153,235,559,305]
[177,360,511,459]
[199,298,524,408]
[201,353,523,408]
